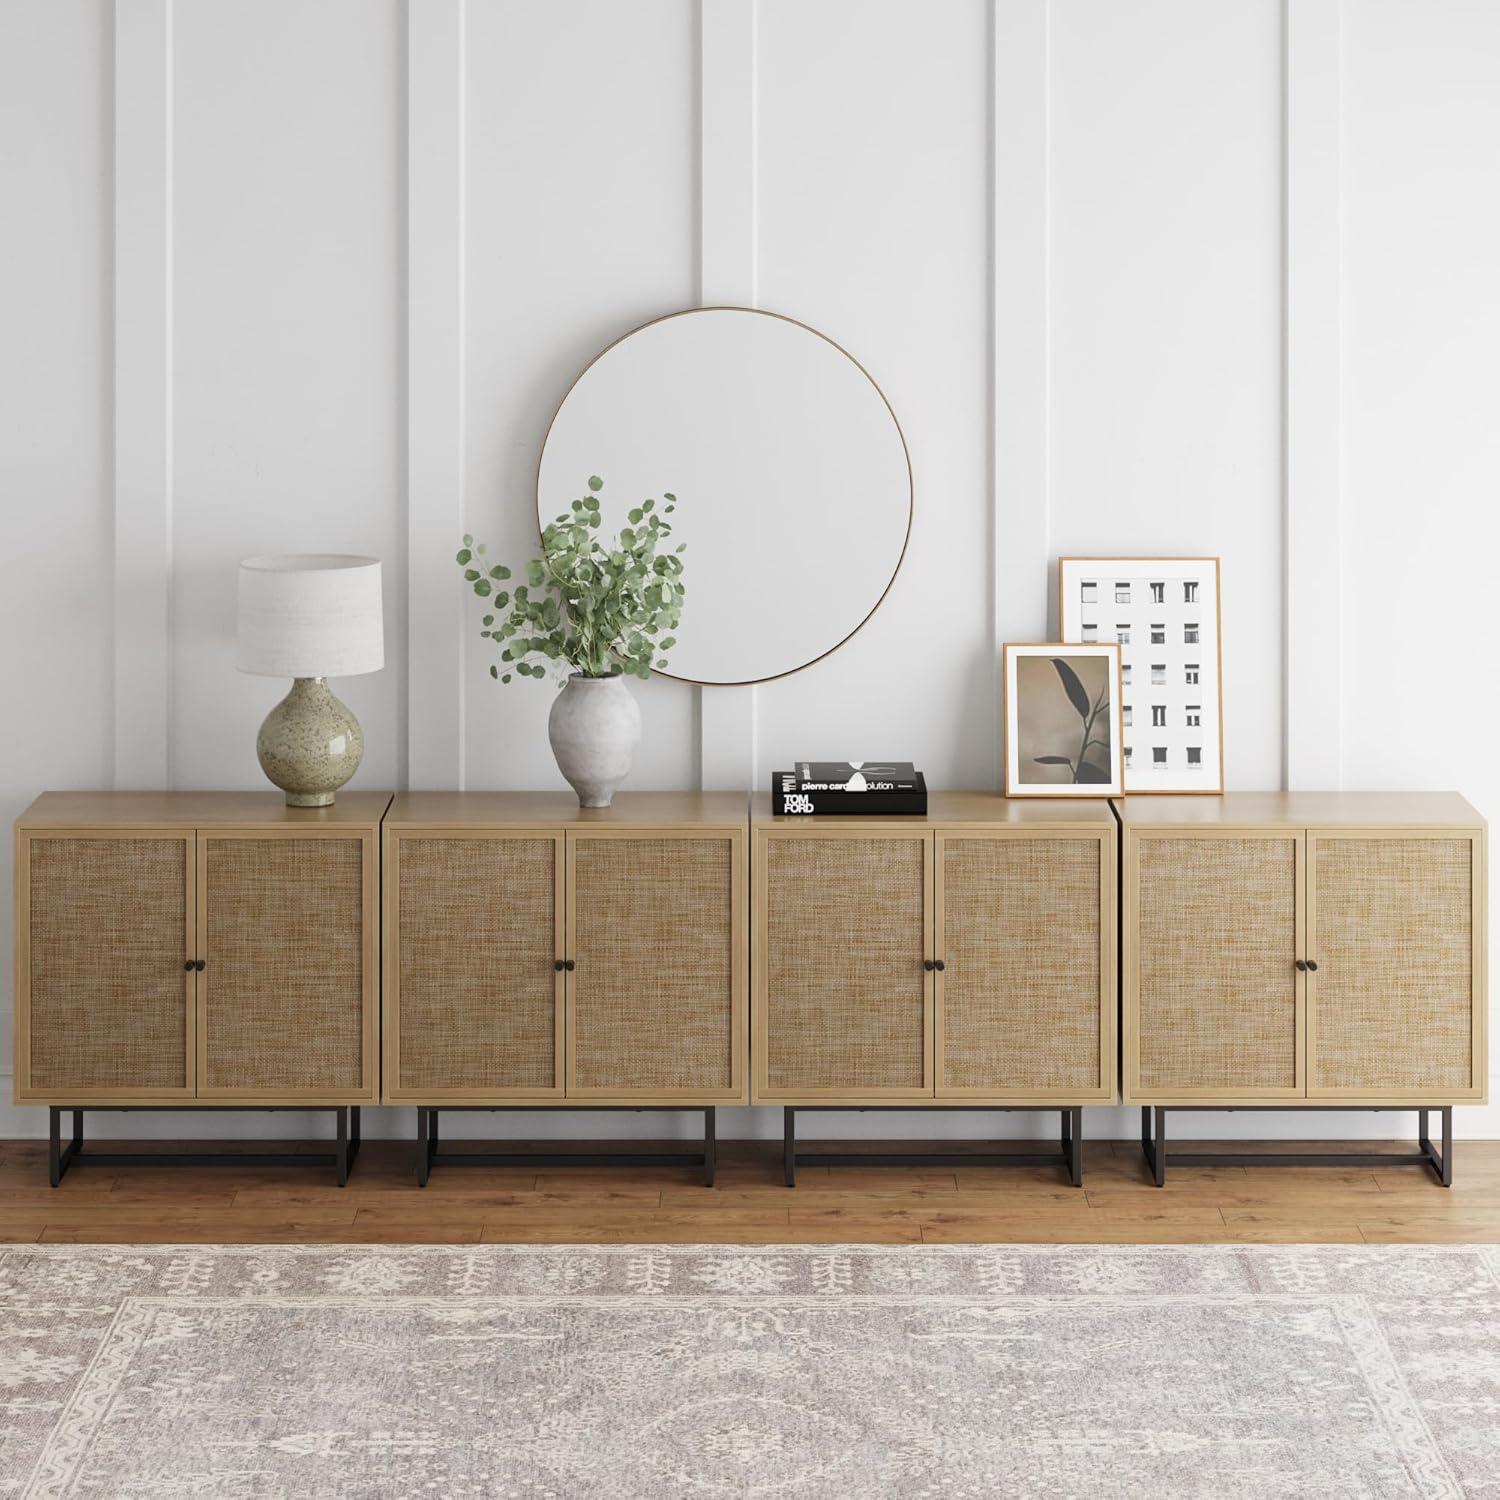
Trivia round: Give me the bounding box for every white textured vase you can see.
[548,673,642,808]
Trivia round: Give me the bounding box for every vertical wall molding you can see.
[696,0,758,791]
[1284,0,1342,789]
[113,0,174,788]
[992,0,1051,785]
[407,0,467,790]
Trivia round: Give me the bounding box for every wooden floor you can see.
[1,1137,1497,1245]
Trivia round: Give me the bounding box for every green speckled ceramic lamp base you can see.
[256,677,364,807]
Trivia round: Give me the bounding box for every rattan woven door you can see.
[1307,831,1484,1100]
[383,831,565,1101]
[197,830,376,1102]
[753,829,933,1101]
[16,831,195,1102]
[934,832,1113,1100]
[1126,831,1305,1100]
[565,830,745,1101]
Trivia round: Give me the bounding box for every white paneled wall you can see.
[1,0,1497,1140]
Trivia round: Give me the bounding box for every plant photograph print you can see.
[1004,644,1123,797]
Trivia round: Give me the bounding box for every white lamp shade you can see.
[237,554,384,678]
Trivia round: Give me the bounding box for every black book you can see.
[793,761,920,793]
[771,770,928,816]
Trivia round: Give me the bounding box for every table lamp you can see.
[237,554,384,806]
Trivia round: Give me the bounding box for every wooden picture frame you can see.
[1057,556,1224,793]
[1003,642,1124,798]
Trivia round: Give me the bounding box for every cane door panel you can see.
[384,832,565,1100]
[566,830,744,1100]
[755,830,932,1101]
[1308,832,1483,1100]
[17,831,195,1101]
[198,830,374,1101]
[1129,831,1304,1099]
[936,832,1111,1099]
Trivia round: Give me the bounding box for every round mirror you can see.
[536,307,912,685]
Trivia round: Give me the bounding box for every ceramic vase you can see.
[547,673,641,808]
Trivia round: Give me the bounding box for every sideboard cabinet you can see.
[752,793,1116,1182]
[1120,792,1487,1182]
[383,792,746,1181]
[14,792,386,1182]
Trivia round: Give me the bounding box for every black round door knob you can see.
[554,960,565,972]
[1306,960,1319,972]
[1295,959,1308,972]
[564,959,576,972]
[923,960,936,972]
[195,960,206,972]
[184,960,195,972]
[934,960,946,972]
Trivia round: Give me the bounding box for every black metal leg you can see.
[703,1107,716,1187]
[1149,1107,1166,1187]
[1420,1106,1454,1187]
[48,1106,61,1188]
[1067,1107,1083,1187]
[1140,1105,1151,1158]
[430,1109,439,1150]
[784,1106,796,1188]
[415,1108,431,1188]
[334,1107,349,1187]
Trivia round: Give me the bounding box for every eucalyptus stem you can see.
[457,476,685,686]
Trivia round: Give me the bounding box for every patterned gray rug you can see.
[2,1244,1497,1498]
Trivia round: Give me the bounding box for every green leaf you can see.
[464,568,479,581]
[660,636,676,649]
[473,579,492,597]
[663,492,676,502]
[489,664,498,679]
[462,533,473,547]
[588,475,603,492]
[456,548,472,564]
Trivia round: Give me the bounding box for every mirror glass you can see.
[537,308,911,685]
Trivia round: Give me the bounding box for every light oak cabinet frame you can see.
[751,797,1117,1108]
[1120,794,1488,1109]
[381,793,749,1108]
[14,794,385,1108]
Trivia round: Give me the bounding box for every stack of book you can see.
[770,761,928,816]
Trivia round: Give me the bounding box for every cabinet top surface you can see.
[752,791,1116,828]
[1115,790,1484,828]
[17,791,393,828]
[387,790,749,827]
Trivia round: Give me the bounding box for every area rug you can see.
[2,1244,1497,1498]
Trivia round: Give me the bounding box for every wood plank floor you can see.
[1,1138,1496,1245]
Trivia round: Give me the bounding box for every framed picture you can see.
[1003,643,1123,798]
[1057,557,1224,794]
